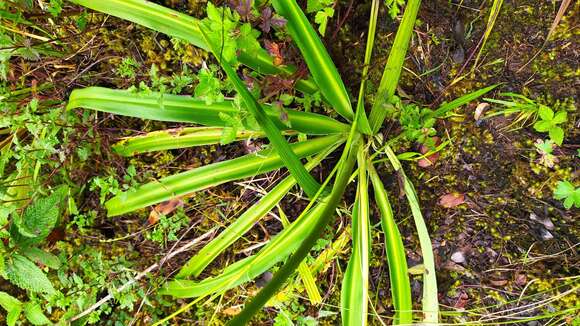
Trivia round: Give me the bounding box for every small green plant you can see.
[398,100,437,147]
[0,292,52,326]
[534,139,558,168]
[533,105,567,146]
[0,187,67,296]
[116,57,141,79]
[553,181,580,209]
[306,0,334,35]
[484,93,570,145]
[385,0,406,18]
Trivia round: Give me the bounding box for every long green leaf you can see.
[176,148,335,278]
[341,147,370,326]
[384,145,438,324]
[105,134,343,216]
[431,84,498,118]
[161,200,329,298]
[228,132,362,325]
[354,0,380,135]
[197,25,323,198]
[368,164,412,325]
[271,0,354,121]
[67,87,349,135]
[112,127,268,156]
[70,0,319,95]
[368,0,421,133]
[278,207,322,305]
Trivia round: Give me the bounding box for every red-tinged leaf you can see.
[148,198,184,225]
[453,291,469,309]
[438,193,465,208]
[418,137,441,167]
[264,40,284,66]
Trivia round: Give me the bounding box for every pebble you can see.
[451,251,466,264]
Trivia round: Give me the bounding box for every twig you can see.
[69,228,217,322]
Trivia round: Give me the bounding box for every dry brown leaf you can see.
[148,198,183,225]
[221,306,241,316]
[474,102,489,121]
[418,137,441,168]
[438,193,466,208]
[489,279,508,286]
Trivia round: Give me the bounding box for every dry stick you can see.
[69,228,217,322]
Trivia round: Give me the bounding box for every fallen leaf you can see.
[489,279,508,286]
[453,291,469,309]
[148,198,183,225]
[474,102,489,121]
[438,193,466,208]
[221,306,241,316]
[515,273,527,286]
[418,137,441,167]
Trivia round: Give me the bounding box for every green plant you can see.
[553,181,580,209]
[0,292,52,326]
[484,93,569,145]
[1,187,67,296]
[533,105,567,146]
[306,0,335,36]
[116,57,141,79]
[384,0,406,18]
[534,139,557,168]
[66,0,497,324]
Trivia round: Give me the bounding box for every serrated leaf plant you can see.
[1,186,66,296]
[554,181,580,209]
[534,105,567,146]
[67,0,497,324]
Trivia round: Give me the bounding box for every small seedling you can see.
[534,139,558,168]
[554,181,580,209]
[533,105,567,146]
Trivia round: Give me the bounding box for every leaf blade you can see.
[368,164,413,325]
[177,147,337,278]
[384,145,439,324]
[272,0,354,121]
[105,134,343,216]
[67,87,349,135]
[341,147,370,326]
[368,0,421,133]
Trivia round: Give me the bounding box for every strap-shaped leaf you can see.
[67,87,349,135]
[271,0,354,121]
[278,207,322,305]
[113,127,268,156]
[384,145,439,324]
[161,200,329,298]
[229,133,362,324]
[431,84,498,118]
[105,134,343,216]
[176,148,336,278]
[197,26,323,198]
[369,0,421,133]
[354,0,381,135]
[368,164,412,325]
[70,0,318,95]
[341,147,371,326]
